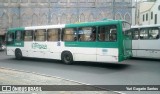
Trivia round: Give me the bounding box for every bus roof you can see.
[66,20,123,28]
[8,19,124,31]
[131,24,160,29]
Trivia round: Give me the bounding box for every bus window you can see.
[78,27,96,41]
[47,29,60,41]
[98,25,117,42]
[110,29,117,41]
[35,29,46,41]
[62,28,77,41]
[98,27,105,41]
[148,28,159,39]
[15,31,23,41]
[24,30,33,41]
[140,28,148,39]
[132,28,139,40]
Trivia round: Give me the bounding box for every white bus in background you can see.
[131,24,160,59]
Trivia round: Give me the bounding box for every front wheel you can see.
[15,49,23,60]
[61,51,73,64]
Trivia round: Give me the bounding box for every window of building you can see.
[143,15,145,21]
[15,31,23,41]
[148,28,159,39]
[34,29,46,41]
[155,14,157,24]
[98,25,117,42]
[151,12,153,19]
[78,27,96,41]
[24,30,33,41]
[47,29,60,41]
[146,13,148,21]
[140,28,148,39]
[62,28,77,41]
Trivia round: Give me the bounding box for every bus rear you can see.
[119,21,132,61]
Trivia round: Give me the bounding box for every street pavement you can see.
[0,50,160,94]
[0,51,120,94]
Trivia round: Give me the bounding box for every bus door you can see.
[6,32,15,55]
[14,30,24,47]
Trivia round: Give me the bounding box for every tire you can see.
[61,51,73,64]
[15,49,23,60]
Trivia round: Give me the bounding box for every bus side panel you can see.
[137,40,160,58]
[132,40,138,57]
[96,48,118,62]
[23,42,62,60]
[64,42,97,62]
[72,47,97,62]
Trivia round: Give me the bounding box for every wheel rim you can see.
[64,54,71,62]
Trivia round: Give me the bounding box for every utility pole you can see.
[18,1,21,27]
[135,0,137,25]
[48,0,51,25]
[77,0,80,22]
[112,0,115,20]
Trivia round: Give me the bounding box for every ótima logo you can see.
[32,43,47,49]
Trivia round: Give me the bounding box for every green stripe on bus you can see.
[65,42,118,48]
[8,27,25,32]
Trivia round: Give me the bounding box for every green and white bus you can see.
[6,20,132,64]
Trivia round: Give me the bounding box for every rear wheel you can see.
[61,51,73,64]
[15,49,23,60]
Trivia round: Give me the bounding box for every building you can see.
[135,0,159,25]
[0,0,133,43]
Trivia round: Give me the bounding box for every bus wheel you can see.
[61,51,73,64]
[15,49,23,60]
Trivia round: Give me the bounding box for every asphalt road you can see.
[0,50,160,94]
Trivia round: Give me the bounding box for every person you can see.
[90,32,96,41]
